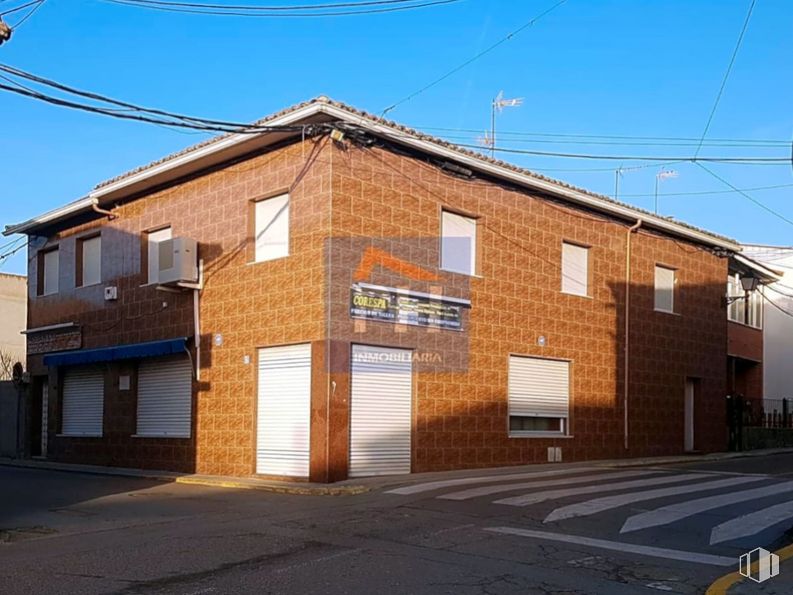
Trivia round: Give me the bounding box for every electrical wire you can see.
[381,0,567,115]
[695,162,793,228]
[760,286,793,320]
[694,0,756,158]
[413,125,789,146]
[108,0,441,10]
[103,0,460,17]
[0,0,39,16]
[618,183,793,199]
[10,0,43,29]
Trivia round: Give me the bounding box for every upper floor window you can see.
[561,242,589,297]
[254,193,289,262]
[654,265,676,313]
[441,210,477,275]
[147,226,172,284]
[77,235,101,287]
[38,247,59,296]
[728,273,763,328]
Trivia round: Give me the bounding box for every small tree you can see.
[0,349,20,381]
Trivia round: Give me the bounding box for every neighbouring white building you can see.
[0,272,27,379]
[743,245,793,400]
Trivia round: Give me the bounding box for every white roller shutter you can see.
[508,356,569,419]
[136,357,193,438]
[654,265,675,312]
[257,343,311,477]
[561,242,589,296]
[350,344,412,477]
[441,210,476,275]
[61,367,104,437]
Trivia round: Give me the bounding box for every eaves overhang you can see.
[3,98,743,252]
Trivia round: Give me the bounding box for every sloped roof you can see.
[5,96,740,249]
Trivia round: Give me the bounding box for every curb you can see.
[0,459,369,496]
[596,448,793,469]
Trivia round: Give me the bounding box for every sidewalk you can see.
[3,447,793,496]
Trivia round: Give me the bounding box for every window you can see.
[727,273,763,328]
[61,367,104,437]
[38,247,59,296]
[77,235,101,287]
[254,193,289,262]
[136,357,192,438]
[561,242,589,296]
[508,355,570,436]
[441,210,476,275]
[654,265,676,313]
[146,226,172,284]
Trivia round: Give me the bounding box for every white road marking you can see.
[494,473,709,507]
[621,481,793,534]
[484,527,734,567]
[385,466,598,495]
[545,476,766,522]
[439,470,654,501]
[710,499,793,544]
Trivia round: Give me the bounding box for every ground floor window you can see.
[61,366,104,437]
[508,355,570,436]
[136,356,192,438]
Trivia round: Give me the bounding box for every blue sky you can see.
[1,0,791,275]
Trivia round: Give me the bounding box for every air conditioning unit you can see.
[158,237,198,286]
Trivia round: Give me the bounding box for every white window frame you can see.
[561,241,589,297]
[727,272,763,329]
[508,355,570,437]
[654,265,676,313]
[41,248,59,296]
[147,226,172,284]
[254,193,290,263]
[441,209,477,276]
[80,235,102,287]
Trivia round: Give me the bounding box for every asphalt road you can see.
[3,455,793,594]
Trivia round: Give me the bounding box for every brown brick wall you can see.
[28,133,731,479]
[29,138,332,476]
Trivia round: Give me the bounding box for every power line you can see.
[104,0,460,17]
[0,0,39,16]
[696,162,793,228]
[106,0,439,10]
[381,0,567,115]
[443,140,788,163]
[619,182,793,199]
[694,0,756,158]
[10,0,44,29]
[413,125,789,145]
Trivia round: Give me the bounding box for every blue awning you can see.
[43,337,188,367]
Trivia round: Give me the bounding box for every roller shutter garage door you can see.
[136,356,193,438]
[349,344,412,477]
[61,367,104,437]
[256,344,311,477]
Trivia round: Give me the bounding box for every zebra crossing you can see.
[385,466,793,558]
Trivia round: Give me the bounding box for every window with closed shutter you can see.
[80,235,102,287]
[654,265,676,313]
[42,248,59,295]
[147,227,172,284]
[561,242,589,296]
[61,367,104,437]
[508,356,569,435]
[136,357,192,438]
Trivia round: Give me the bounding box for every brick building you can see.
[2,98,771,480]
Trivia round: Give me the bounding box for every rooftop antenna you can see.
[655,169,678,214]
[488,91,523,158]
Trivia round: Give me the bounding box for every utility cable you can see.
[381,0,566,115]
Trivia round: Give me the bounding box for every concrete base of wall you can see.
[743,428,793,450]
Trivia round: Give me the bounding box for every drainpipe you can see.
[624,219,643,450]
[91,199,117,219]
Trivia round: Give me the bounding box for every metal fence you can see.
[742,398,793,429]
